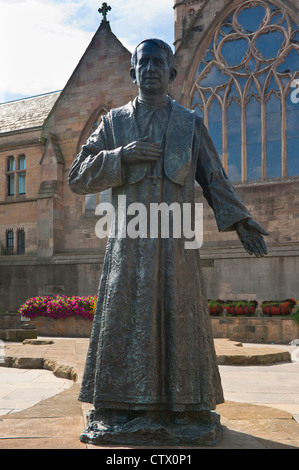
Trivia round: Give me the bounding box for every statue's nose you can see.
[146,59,154,71]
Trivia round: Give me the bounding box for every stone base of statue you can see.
[80,408,222,447]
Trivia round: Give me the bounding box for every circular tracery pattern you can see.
[191,0,299,182]
[214,1,291,76]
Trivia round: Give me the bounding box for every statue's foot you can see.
[80,408,222,447]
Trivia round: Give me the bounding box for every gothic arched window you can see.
[6,230,14,255]
[17,228,25,255]
[190,0,299,182]
[80,107,111,214]
[77,106,109,153]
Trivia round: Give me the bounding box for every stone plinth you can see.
[0,313,37,342]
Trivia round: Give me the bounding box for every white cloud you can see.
[1,0,174,102]
[1,1,94,99]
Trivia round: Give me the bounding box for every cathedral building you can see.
[1,0,299,312]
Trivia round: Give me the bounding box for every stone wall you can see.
[0,254,103,312]
[10,314,299,345]
[0,131,44,255]
[197,178,299,247]
[211,317,299,344]
[196,178,299,302]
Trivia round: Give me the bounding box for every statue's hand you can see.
[122,136,161,165]
[235,218,269,257]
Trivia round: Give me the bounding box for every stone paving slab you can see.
[217,401,299,448]
[0,337,298,450]
[2,337,292,371]
[0,368,73,415]
[215,338,292,364]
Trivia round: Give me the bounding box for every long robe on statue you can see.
[68,96,251,413]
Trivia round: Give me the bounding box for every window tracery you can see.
[6,154,26,196]
[190,0,299,182]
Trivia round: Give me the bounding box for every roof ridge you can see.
[0,90,61,106]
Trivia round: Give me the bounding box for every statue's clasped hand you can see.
[235,218,269,257]
[122,136,161,165]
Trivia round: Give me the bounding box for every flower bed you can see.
[208,298,297,317]
[208,299,258,316]
[223,300,258,316]
[261,298,296,316]
[18,295,97,321]
[208,299,224,316]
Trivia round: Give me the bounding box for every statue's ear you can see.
[130,68,137,84]
[169,67,177,84]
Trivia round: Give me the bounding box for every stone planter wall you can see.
[211,317,299,344]
[32,316,93,338]
[28,315,299,344]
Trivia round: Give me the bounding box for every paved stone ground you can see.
[0,337,298,449]
[0,368,73,415]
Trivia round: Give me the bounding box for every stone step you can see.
[0,328,37,342]
[0,314,37,342]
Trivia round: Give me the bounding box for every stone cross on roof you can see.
[98,2,112,23]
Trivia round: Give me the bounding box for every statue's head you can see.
[130,38,177,97]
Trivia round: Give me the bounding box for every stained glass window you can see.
[190,0,299,181]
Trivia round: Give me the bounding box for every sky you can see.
[0,0,175,103]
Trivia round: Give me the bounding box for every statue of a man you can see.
[68,38,268,446]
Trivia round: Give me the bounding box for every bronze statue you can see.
[68,38,268,446]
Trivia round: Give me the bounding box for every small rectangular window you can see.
[18,173,26,194]
[8,174,15,196]
[7,156,16,196]
[7,156,15,172]
[19,155,26,171]
[85,193,97,212]
[100,189,111,204]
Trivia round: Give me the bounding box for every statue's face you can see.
[131,42,175,96]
